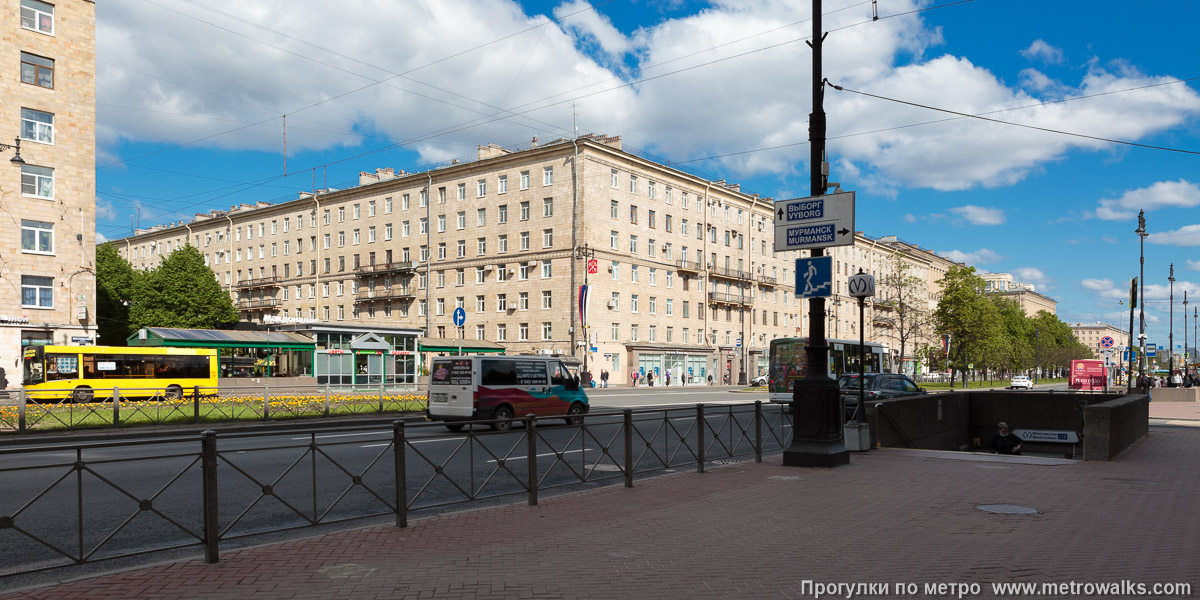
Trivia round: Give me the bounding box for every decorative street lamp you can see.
[1135,210,1148,384]
[1169,264,1175,370]
[1184,290,1189,374]
[0,137,26,165]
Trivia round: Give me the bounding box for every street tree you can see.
[95,243,139,345]
[129,245,237,330]
[933,265,1001,386]
[876,254,932,374]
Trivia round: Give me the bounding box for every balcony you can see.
[757,274,778,287]
[708,266,753,281]
[676,259,704,274]
[354,287,417,302]
[235,276,281,289]
[355,261,416,277]
[707,291,751,306]
[237,297,280,311]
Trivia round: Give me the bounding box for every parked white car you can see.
[1009,375,1034,390]
[750,374,768,386]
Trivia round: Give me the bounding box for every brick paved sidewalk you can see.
[1149,400,1200,421]
[4,423,1198,600]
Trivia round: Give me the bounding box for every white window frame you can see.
[21,164,53,199]
[21,0,54,35]
[20,108,53,144]
[21,275,53,308]
[20,219,53,254]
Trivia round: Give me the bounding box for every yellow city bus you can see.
[22,345,218,403]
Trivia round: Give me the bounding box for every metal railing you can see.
[0,385,425,434]
[707,291,751,305]
[354,261,416,276]
[235,276,281,289]
[0,402,791,579]
[236,297,280,309]
[353,287,417,302]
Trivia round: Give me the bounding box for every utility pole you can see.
[1168,264,1175,370]
[783,0,849,468]
[1135,211,1148,386]
[577,243,596,382]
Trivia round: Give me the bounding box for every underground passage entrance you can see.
[858,390,1148,462]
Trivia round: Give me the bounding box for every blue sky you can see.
[94,0,1200,352]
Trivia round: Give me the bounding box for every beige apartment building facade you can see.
[116,135,958,384]
[1,0,96,375]
[1069,322,1125,359]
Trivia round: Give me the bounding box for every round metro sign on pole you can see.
[847,269,876,425]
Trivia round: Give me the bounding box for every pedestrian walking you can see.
[665,371,671,386]
[631,371,639,387]
[707,373,713,386]
[600,370,609,388]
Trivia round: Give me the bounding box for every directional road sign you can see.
[794,256,833,299]
[452,307,466,327]
[773,191,855,252]
[1100,336,1115,348]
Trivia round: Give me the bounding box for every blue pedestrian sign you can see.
[794,256,833,299]
[452,307,466,327]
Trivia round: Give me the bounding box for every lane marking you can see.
[291,432,386,441]
[486,448,594,463]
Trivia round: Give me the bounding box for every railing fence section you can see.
[0,402,790,580]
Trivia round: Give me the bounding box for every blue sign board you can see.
[1146,343,1157,357]
[794,256,833,299]
[773,192,856,251]
[452,307,466,327]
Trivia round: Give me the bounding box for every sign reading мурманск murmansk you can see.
[773,191,855,252]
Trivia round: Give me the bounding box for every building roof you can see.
[128,327,316,350]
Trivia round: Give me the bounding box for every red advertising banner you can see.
[1069,359,1107,391]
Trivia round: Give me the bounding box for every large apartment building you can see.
[1,0,96,369]
[1068,322,1125,359]
[116,135,959,383]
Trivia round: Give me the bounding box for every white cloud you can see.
[96,197,118,221]
[96,231,109,243]
[1080,277,1126,301]
[948,205,1005,225]
[903,213,917,223]
[1095,179,1200,221]
[1147,224,1200,246]
[554,0,633,61]
[1019,39,1065,65]
[1014,267,1053,290]
[936,248,1002,265]
[1081,278,1114,291]
[91,1,1200,193]
[1187,260,1200,271]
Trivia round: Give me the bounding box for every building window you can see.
[457,240,466,258]
[519,323,529,341]
[385,197,393,214]
[543,198,553,217]
[338,207,346,222]
[498,234,508,253]
[457,183,466,201]
[520,201,530,221]
[21,164,53,199]
[648,210,656,229]
[477,238,486,255]
[21,220,53,254]
[21,275,53,308]
[457,211,466,230]
[368,200,376,217]
[611,261,619,281]
[520,231,530,251]
[519,292,529,311]
[629,175,637,194]
[630,324,639,341]
[630,294,639,313]
[498,174,508,194]
[542,290,552,309]
[648,181,657,199]
[543,166,554,186]
[610,200,619,219]
[476,324,485,340]
[629,235,638,254]
[611,169,619,188]
[541,261,552,278]
[477,208,486,226]
[20,108,53,144]
[385,224,393,241]
[520,170,530,190]
[610,230,618,250]
[477,179,487,197]
[21,0,54,34]
[437,215,446,233]
[20,52,53,89]
[497,324,507,341]
[542,322,553,340]
[612,322,620,340]
[543,229,553,248]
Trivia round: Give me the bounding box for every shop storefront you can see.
[626,343,713,386]
[272,322,423,387]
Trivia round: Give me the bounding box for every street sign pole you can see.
[452,307,466,356]
[782,0,849,468]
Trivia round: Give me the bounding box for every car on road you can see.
[750,374,768,386]
[1009,375,1034,390]
[837,373,926,420]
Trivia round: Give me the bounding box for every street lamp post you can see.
[1169,264,1175,370]
[1033,328,1039,385]
[576,243,596,383]
[1184,291,1189,375]
[1135,210,1148,384]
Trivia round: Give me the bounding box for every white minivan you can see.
[426,356,590,431]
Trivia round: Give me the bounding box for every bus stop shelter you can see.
[127,327,316,378]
